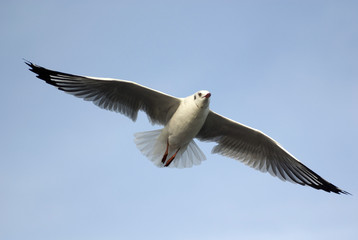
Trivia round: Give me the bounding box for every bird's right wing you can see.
[26,61,181,125]
[196,111,349,194]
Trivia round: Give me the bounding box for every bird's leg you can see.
[161,141,169,164]
[164,148,180,167]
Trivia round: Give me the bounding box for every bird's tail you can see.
[134,129,206,168]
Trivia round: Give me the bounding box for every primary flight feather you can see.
[25,61,349,194]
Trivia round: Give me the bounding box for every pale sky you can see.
[1,1,357,240]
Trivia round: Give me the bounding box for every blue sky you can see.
[1,1,357,239]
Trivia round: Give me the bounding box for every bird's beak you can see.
[204,93,211,98]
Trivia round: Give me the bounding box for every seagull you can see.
[25,61,349,194]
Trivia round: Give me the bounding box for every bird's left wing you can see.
[26,61,181,125]
[196,111,349,194]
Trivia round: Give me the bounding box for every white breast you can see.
[164,97,209,148]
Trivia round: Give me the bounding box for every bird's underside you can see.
[25,61,350,195]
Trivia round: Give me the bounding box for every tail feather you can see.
[134,129,206,168]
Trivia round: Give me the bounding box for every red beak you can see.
[204,93,211,98]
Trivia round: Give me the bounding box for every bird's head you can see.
[193,90,211,108]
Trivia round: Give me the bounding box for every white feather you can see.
[134,130,206,168]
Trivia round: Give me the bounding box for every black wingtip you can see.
[321,182,351,195]
[295,161,351,195]
[329,187,351,195]
[24,60,61,87]
[24,59,39,73]
[315,178,350,195]
[24,59,36,71]
[24,59,42,75]
[338,189,351,195]
[23,58,31,66]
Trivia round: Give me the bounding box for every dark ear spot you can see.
[194,95,196,100]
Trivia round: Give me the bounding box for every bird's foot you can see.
[164,148,180,167]
[161,141,169,164]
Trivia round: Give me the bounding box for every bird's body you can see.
[135,91,210,168]
[165,92,210,150]
[25,61,349,194]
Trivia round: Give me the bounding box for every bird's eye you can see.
[194,95,196,100]
[198,92,202,97]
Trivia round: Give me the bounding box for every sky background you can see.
[1,1,357,239]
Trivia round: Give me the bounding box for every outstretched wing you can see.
[197,111,349,194]
[26,61,181,125]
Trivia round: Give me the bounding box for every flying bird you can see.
[25,61,349,194]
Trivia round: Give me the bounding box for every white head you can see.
[193,90,211,108]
